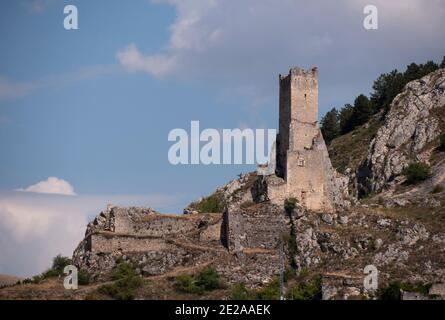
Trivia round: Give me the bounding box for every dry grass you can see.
[329,114,383,173]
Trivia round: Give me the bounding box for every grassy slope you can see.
[328,113,383,174]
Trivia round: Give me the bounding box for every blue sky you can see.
[1,0,445,276]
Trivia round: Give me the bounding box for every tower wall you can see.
[273,66,339,212]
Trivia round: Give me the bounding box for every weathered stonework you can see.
[72,205,281,286]
[271,67,349,212]
[223,203,290,252]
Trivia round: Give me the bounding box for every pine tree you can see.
[339,104,355,135]
[351,94,373,128]
[320,108,339,144]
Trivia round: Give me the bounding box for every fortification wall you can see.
[224,203,290,251]
[90,233,168,254]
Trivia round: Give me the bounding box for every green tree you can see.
[403,63,422,82]
[320,108,339,144]
[339,104,355,134]
[51,255,72,273]
[230,283,252,300]
[195,267,221,291]
[441,56,445,69]
[402,162,430,184]
[419,60,439,75]
[370,70,405,112]
[351,94,373,128]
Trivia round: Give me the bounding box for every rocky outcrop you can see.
[361,68,445,194]
[72,206,224,279]
[72,204,284,286]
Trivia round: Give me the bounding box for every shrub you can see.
[111,261,137,280]
[256,278,281,300]
[230,283,252,300]
[284,198,298,213]
[174,268,222,295]
[402,162,430,184]
[51,255,72,272]
[196,267,221,291]
[29,254,72,283]
[432,184,444,194]
[286,275,322,300]
[98,276,142,300]
[189,192,225,213]
[378,281,431,300]
[174,274,203,294]
[78,269,91,286]
[378,282,402,300]
[98,261,142,300]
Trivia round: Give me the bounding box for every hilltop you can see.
[2,64,445,300]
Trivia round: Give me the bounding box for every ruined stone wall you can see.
[224,203,290,251]
[112,207,205,237]
[90,233,168,254]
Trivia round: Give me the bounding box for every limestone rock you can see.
[362,68,445,193]
[321,213,333,225]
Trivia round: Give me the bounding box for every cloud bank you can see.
[16,177,76,196]
[0,178,183,277]
[118,0,445,112]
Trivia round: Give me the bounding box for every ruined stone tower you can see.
[268,66,347,212]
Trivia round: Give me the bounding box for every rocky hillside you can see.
[2,69,445,301]
[329,68,445,198]
[0,275,22,288]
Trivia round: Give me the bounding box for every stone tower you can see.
[269,66,347,212]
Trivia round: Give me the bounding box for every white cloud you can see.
[117,0,445,114]
[16,177,76,196]
[117,44,177,78]
[0,192,183,277]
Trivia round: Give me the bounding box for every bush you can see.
[402,162,430,184]
[189,192,225,213]
[378,281,431,300]
[111,261,137,280]
[97,261,142,300]
[78,270,91,286]
[51,255,72,272]
[256,279,281,300]
[98,276,142,300]
[28,254,72,283]
[284,198,298,213]
[286,275,322,300]
[378,282,402,300]
[432,185,444,194]
[174,274,203,294]
[196,267,221,291]
[174,268,222,295]
[230,283,252,300]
